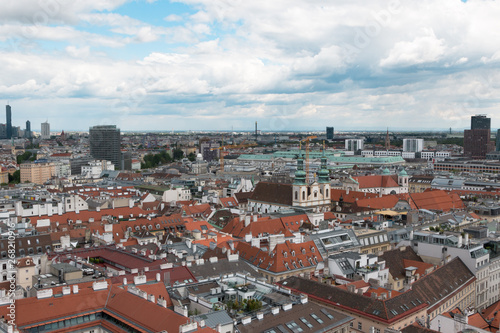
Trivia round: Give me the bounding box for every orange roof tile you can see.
[403,259,435,277]
[237,240,322,274]
[353,175,399,189]
[355,195,401,210]
[409,190,465,212]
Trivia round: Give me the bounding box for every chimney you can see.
[253,214,258,222]
[73,285,79,294]
[388,290,392,298]
[123,278,127,285]
[245,215,251,227]
[347,284,356,293]
[156,273,161,282]
[458,235,463,248]
[464,233,469,245]
[371,292,377,299]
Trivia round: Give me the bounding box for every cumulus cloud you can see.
[1,0,500,130]
[380,29,447,67]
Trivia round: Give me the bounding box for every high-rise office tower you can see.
[25,120,31,138]
[496,129,500,151]
[345,139,364,151]
[471,115,491,130]
[403,138,424,152]
[41,121,50,139]
[89,125,121,169]
[464,114,494,159]
[6,105,12,139]
[326,127,334,140]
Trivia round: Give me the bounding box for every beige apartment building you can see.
[20,161,56,184]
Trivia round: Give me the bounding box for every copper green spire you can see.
[294,147,307,185]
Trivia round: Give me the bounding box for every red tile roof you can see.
[482,300,500,329]
[354,195,401,210]
[409,190,465,212]
[402,259,435,277]
[220,197,238,208]
[222,215,304,238]
[182,203,212,218]
[125,281,173,307]
[330,189,379,202]
[30,206,149,226]
[237,240,322,274]
[353,175,400,189]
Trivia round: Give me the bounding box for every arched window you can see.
[302,191,305,200]
[326,189,329,198]
[295,191,298,200]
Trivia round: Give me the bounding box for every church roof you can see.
[249,182,293,206]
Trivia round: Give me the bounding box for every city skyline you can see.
[1,1,500,131]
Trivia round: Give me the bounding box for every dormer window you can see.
[291,250,295,256]
[283,251,288,258]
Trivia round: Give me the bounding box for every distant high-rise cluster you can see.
[6,105,12,139]
[0,104,28,139]
[326,127,334,140]
[464,115,495,159]
[89,125,122,169]
[41,121,51,139]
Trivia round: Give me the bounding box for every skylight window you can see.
[300,318,313,328]
[320,309,334,320]
[310,313,323,324]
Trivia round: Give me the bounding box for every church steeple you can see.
[294,150,307,185]
[318,142,329,183]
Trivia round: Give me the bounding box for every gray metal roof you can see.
[193,310,233,328]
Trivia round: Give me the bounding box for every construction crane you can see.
[300,135,317,184]
[211,139,256,172]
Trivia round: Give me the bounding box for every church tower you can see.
[398,168,409,193]
[318,146,330,202]
[292,152,308,207]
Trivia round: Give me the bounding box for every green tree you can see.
[9,170,20,184]
[141,151,173,169]
[187,152,196,162]
[17,151,35,164]
[173,148,184,160]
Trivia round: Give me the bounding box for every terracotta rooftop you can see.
[280,257,474,323]
[353,175,400,189]
[249,182,293,206]
[409,190,465,212]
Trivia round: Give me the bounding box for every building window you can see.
[358,322,362,330]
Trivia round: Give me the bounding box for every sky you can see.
[1,0,500,132]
